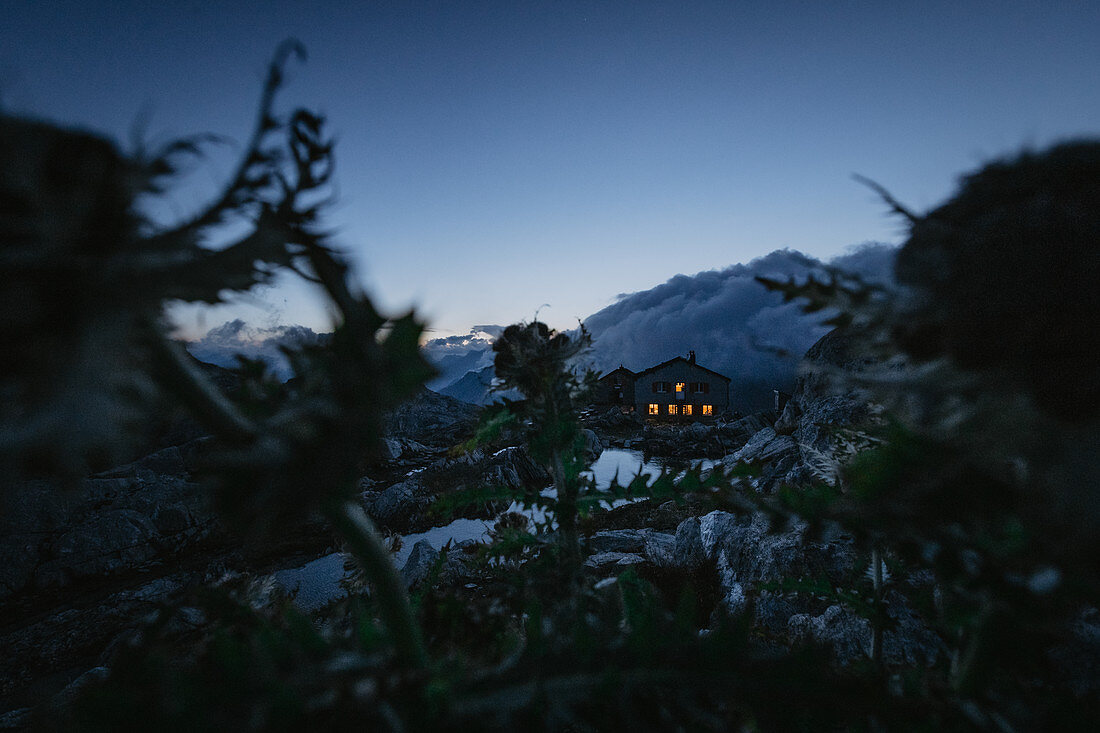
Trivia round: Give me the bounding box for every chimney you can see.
[688,350,696,365]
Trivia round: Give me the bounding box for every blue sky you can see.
[3,1,1098,337]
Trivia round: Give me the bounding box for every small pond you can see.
[274,449,717,610]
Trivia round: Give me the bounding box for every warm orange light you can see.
[682,404,693,415]
[675,382,685,393]
[668,404,677,415]
[702,404,713,415]
[648,403,659,415]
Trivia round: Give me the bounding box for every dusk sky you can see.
[3,1,1098,338]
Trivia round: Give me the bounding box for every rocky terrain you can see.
[567,330,937,668]
[0,339,891,719]
[394,330,938,672]
[8,331,1094,724]
[0,386,497,717]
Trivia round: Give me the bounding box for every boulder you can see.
[642,531,676,567]
[698,510,856,616]
[41,510,160,584]
[788,605,871,665]
[584,552,646,573]
[581,429,604,462]
[787,591,942,668]
[381,438,404,461]
[587,530,647,554]
[753,590,806,635]
[475,447,550,490]
[642,518,706,569]
[716,412,775,443]
[671,516,705,569]
[385,389,480,448]
[399,540,471,589]
[773,400,801,435]
[400,540,440,588]
[792,394,871,456]
[727,428,798,466]
[363,479,423,529]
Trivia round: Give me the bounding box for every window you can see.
[702,404,713,416]
[648,403,659,415]
[667,404,678,415]
[675,382,686,393]
[682,404,693,416]
[691,382,710,394]
[653,382,668,394]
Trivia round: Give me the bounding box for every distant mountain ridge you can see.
[438,365,496,405]
[183,247,897,409]
[429,245,897,410]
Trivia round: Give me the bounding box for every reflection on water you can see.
[584,449,717,489]
[274,449,716,610]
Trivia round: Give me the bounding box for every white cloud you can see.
[581,244,896,410]
[185,319,327,380]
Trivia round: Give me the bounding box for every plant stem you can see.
[551,446,579,566]
[870,546,884,668]
[325,499,428,669]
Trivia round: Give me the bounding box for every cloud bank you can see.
[581,244,897,410]
[184,245,896,408]
[185,319,328,381]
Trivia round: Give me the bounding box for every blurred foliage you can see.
[758,140,1100,727]
[5,42,1099,730]
[489,321,593,570]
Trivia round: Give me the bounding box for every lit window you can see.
[648,403,659,415]
[668,404,677,415]
[702,404,713,415]
[675,382,686,393]
[682,404,693,416]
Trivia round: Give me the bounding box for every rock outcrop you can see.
[582,510,939,668]
[384,388,481,448]
[399,540,473,589]
[360,446,550,532]
[0,443,216,603]
[712,328,883,493]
